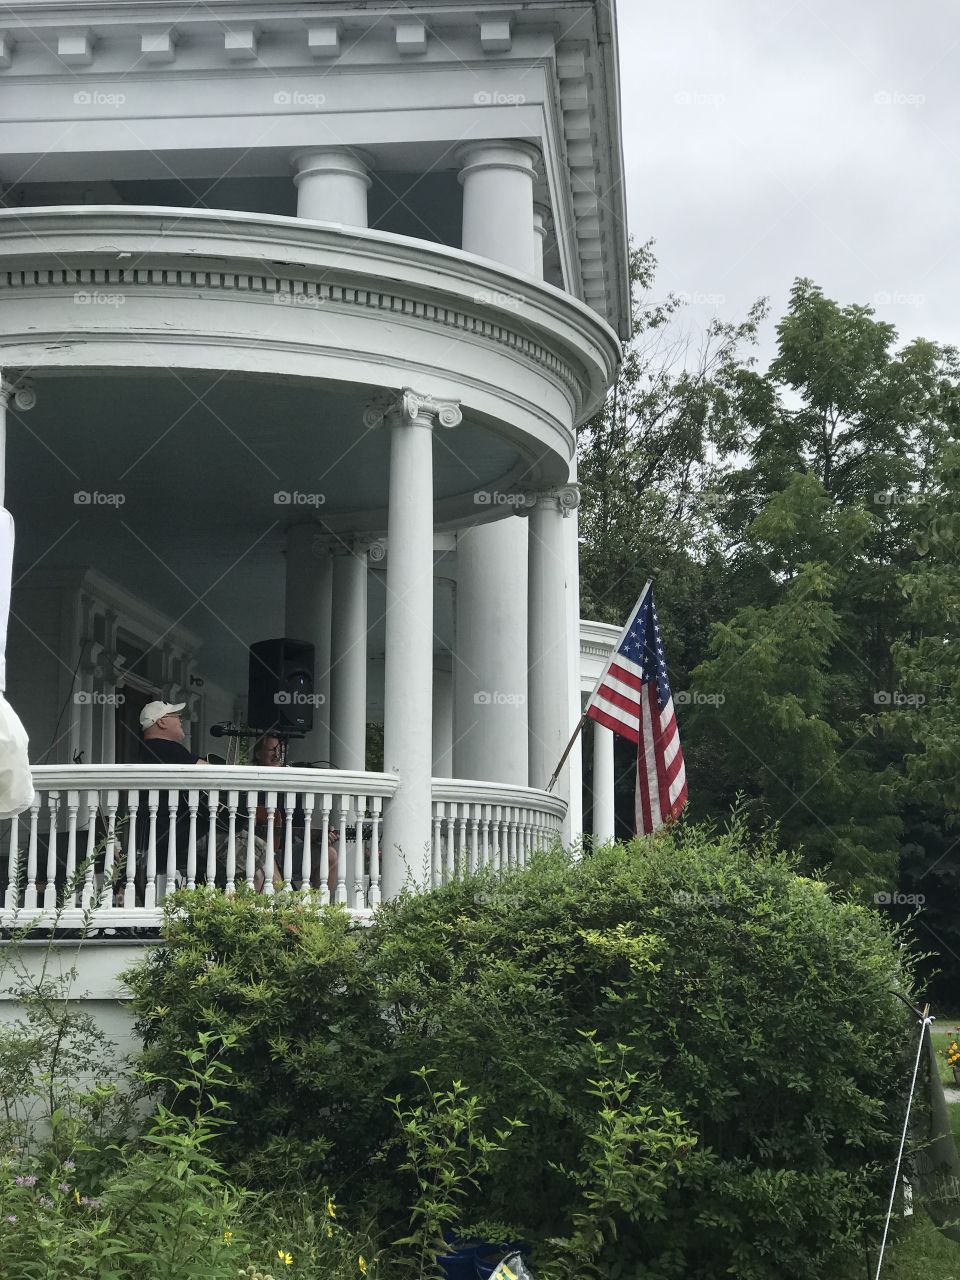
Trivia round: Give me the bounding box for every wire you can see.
[39,647,84,764]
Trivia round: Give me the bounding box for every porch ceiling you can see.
[8,369,505,695]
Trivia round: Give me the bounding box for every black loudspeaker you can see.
[248,638,316,734]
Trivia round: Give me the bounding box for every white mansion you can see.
[0,0,628,927]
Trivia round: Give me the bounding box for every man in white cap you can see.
[138,701,208,766]
[137,701,273,891]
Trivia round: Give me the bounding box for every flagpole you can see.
[544,579,653,795]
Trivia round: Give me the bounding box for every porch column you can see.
[373,389,462,898]
[592,722,616,845]
[284,525,332,765]
[527,487,580,796]
[457,140,539,272]
[329,539,368,771]
[454,140,537,788]
[432,660,453,777]
[293,148,371,225]
[564,462,584,844]
[453,524,528,785]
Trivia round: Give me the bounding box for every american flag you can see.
[585,582,688,835]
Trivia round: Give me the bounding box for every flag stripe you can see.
[584,584,688,838]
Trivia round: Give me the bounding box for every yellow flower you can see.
[277,1250,293,1267]
[223,1230,234,1243]
[359,1258,368,1276]
[326,1198,336,1220]
[73,1189,81,1205]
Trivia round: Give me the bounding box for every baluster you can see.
[353,799,366,910]
[369,796,382,908]
[457,806,468,879]
[62,790,78,909]
[244,790,257,890]
[101,789,119,908]
[162,791,176,902]
[81,790,99,909]
[5,810,22,912]
[480,805,491,869]
[206,790,220,888]
[124,790,140,908]
[262,791,277,896]
[186,791,199,889]
[335,804,348,905]
[300,792,314,895]
[432,803,443,889]
[318,794,332,906]
[468,805,479,877]
[444,806,456,883]
[282,791,295,891]
[492,804,503,874]
[225,791,238,894]
[24,796,41,911]
[42,795,57,912]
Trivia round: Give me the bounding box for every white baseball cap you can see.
[140,700,186,730]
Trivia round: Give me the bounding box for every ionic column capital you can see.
[363,388,462,431]
[522,484,581,517]
[0,375,36,411]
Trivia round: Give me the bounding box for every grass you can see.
[884,1210,960,1279]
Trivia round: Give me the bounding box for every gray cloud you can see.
[619,0,960,357]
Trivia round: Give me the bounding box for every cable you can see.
[39,647,84,764]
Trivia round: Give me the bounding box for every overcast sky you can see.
[617,0,958,362]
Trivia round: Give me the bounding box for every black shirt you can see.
[137,737,208,859]
[139,738,201,766]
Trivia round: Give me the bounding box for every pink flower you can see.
[14,1175,37,1187]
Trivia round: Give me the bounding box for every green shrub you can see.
[125,890,391,1187]
[127,818,915,1279]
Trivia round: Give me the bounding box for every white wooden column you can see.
[457,140,539,272]
[293,148,371,225]
[373,389,462,898]
[329,540,368,772]
[453,524,528,785]
[285,525,332,765]
[592,721,616,845]
[527,487,580,796]
[454,140,538,789]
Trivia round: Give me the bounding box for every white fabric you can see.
[0,693,33,818]
[0,507,11,691]
[0,508,34,817]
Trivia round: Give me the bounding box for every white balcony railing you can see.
[0,767,566,930]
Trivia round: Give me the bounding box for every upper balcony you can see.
[0,1,630,339]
